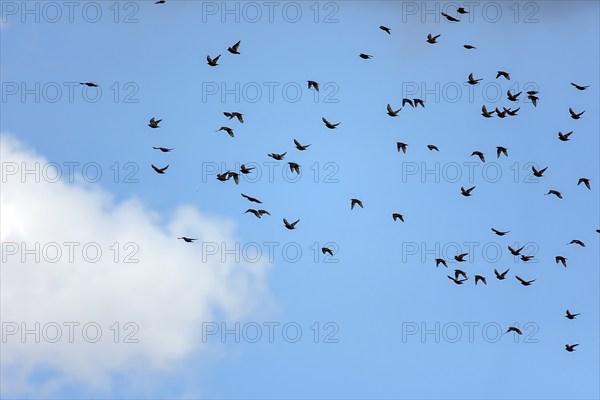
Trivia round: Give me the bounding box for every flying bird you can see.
[436,258,448,268]
[471,151,485,162]
[506,326,522,335]
[288,162,301,174]
[481,105,494,118]
[402,98,414,108]
[387,103,402,116]
[351,198,364,210]
[545,189,563,199]
[294,139,311,151]
[496,146,508,158]
[461,186,475,197]
[241,193,262,204]
[151,164,169,174]
[240,164,255,174]
[495,108,507,118]
[565,310,580,320]
[245,209,270,218]
[577,178,590,190]
[283,218,300,230]
[148,117,162,128]
[463,44,476,49]
[427,144,439,151]
[223,111,244,123]
[520,255,534,262]
[227,40,241,54]
[558,131,573,141]
[569,107,585,119]
[565,344,579,352]
[426,33,441,44]
[532,166,547,177]
[503,107,520,116]
[307,80,319,91]
[496,70,510,80]
[441,12,460,22]
[457,7,468,14]
[396,142,408,153]
[467,73,482,85]
[474,275,487,285]
[177,237,196,242]
[268,152,286,160]
[413,98,425,107]
[153,147,173,152]
[227,172,240,185]
[568,239,585,247]
[528,94,539,106]
[216,126,234,137]
[392,213,404,222]
[508,245,524,256]
[491,228,510,236]
[494,268,509,280]
[207,54,221,66]
[322,247,334,256]
[322,117,340,129]
[507,90,521,101]
[79,82,98,87]
[516,276,535,286]
[454,253,468,262]
[555,256,567,267]
[570,82,589,90]
[379,25,391,34]
[359,53,373,59]
[155,0,166,3]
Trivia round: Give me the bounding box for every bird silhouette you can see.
[481,105,494,118]
[520,255,534,262]
[294,139,311,151]
[426,33,441,44]
[508,245,524,256]
[283,218,299,230]
[151,164,169,174]
[268,152,286,160]
[307,80,319,91]
[491,228,510,236]
[496,146,508,158]
[223,112,244,123]
[397,142,408,153]
[569,107,585,119]
[240,164,255,174]
[570,82,589,90]
[441,12,460,22]
[467,73,482,85]
[241,193,262,204]
[545,190,563,199]
[516,276,535,286]
[461,186,476,196]
[148,117,162,128]
[454,253,468,262]
[558,131,573,141]
[427,144,439,151]
[471,151,485,162]
[153,147,174,152]
[245,209,270,218]
[496,70,510,80]
[177,237,196,242]
[565,344,579,352]
[322,247,334,256]
[359,53,373,59]
[507,90,522,101]
[351,198,364,210]
[207,54,221,66]
[568,239,585,247]
[402,98,414,108]
[227,40,241,54]
[413,98,425,107]
[387,104,402,116]
[565,310,580,320]
[379,25,391,34]
[463,44,476,49]
[392,213,404,222]
[577,178,591,189]
[474,275,487,285]
[79,82,98,87]
[288,162,301,174]
[457,7,468,14]
[506,326,522,335]
[555,256,567,267]
[216,126,234,137]
[448,275,468,284]
[322,117,340,129]
[436,258,448,268]
[494,268,509,280]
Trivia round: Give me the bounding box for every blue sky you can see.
[1,1,599,399]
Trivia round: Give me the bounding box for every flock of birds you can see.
[131,2,598,352]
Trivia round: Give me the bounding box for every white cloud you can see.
[0,133,272,398]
